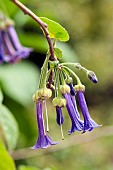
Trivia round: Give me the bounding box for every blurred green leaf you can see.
[18,165,40,170]
[0,62,40,106]
[19,33,48,53]
[0,139,16,170]
[0,88,3,104]
[54,48,62,59]
[0,105,19,150]
[40,17,69,42]
[57,42,78,63]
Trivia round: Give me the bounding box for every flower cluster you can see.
[32,61,101,150]
[0,17,32,64]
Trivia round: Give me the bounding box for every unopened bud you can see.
[87,71,98,83]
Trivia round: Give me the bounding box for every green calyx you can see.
[74,84,85,92]
[52,97,66,107]
[65,76,73,84]
[0,18,14,30]
[33,88,52,102]
[60,84,70,94]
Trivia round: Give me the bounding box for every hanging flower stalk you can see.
[10,0,101,150]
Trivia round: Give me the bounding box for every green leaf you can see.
[54,48,63,59]
[40,17,69,42]
[0,88,3,104]
[0,105,19,150]
[0,62,40,106]
[0,139,16,170]
[18,165,40,170]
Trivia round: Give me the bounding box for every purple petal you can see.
[67,83,76,96]
[64,93,84,134]
[78,91,100,133]
[56,106,64,125]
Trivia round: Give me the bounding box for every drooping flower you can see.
[32,99,57,149]
[52,97,66,139]
[52,97,66,126]
[32,88,57,149]
[60,84,84,134]
[74,84,100,133]
[66,77,80,118]
[7,25,32,59]
[0,19,32,63]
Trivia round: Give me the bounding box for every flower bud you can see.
[87,71,98,83]
[36,88,52,100]
[74,84,85,92]
[60,84,70,94]
[52,97,66,107]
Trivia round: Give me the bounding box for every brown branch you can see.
[10,125,113,160]
[10,0,56,61]
[47,69,54,90]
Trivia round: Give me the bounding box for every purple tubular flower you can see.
[7,25,32,59]
[67,83,80,118]
[0,25,32,64]
[63,93,84,134]
[1,30,17,63]
[32,100,57,149]
[77,91,100,133]
[56,106,64,125]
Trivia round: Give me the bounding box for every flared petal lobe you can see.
[77,91,100,133]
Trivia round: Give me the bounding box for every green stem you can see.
[60,62,80,67]
[62,66,81,85]
[61,62,88,73]
[60,70,65,85]
[54,68,59,97]
[39,53,50,88]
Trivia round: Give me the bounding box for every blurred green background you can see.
[1,0,113,170]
